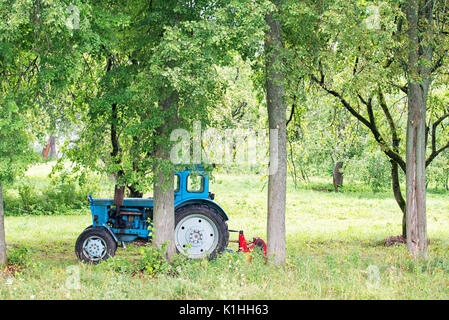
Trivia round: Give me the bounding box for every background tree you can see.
[0,101,35,265]
[265,0,287,265]
[60,0,270,260]
[281,0,449,243]
[0,0,39,264]
[403,0,446,259]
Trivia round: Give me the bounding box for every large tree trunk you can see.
[152,91,178,261]
[405,0,433,259]
[265,3,287,265]
[153,157,175,260]
[0,182,6,265]
[406,82,428,259]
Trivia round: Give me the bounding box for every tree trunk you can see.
[333,161,344,192]
[110,101,126,214]
[152,91,178,261]
[153,157,175,260]
[49,133,57,158]
[391,159,407,238]
[0,182,6,265]
[405,0,432,259]
[113,185,125,214]
[265,3,287,265]
[406,83,428,259]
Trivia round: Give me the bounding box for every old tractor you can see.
[75,165,266,263]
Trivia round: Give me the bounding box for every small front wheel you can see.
[75,228,117,264]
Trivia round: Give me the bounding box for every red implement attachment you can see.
[229,230,267,260]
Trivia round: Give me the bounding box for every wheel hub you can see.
[83,237,106,261]
[188,229,203,245]
[175,214,219,258]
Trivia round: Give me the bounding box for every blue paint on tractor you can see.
[86,165,228,243]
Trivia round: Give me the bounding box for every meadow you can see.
[1,163,449,300]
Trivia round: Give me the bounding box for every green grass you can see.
[2,165,449,299]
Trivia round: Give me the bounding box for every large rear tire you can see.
[175,204,228,259]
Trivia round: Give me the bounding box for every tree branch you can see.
[310,72,406,172]
[286,95,296,127]
[426,105,449,166]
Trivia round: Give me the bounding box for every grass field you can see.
[1,163,449,299]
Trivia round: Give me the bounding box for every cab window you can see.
[187,174,204,193]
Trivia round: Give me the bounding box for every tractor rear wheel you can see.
[75,228,117,264]
[175,204,228,259]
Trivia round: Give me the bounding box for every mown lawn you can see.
[1,167,449,299]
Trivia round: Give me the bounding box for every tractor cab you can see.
[174,166,213,202]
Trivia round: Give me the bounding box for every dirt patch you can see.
[382,235,406,246]
[129,240,150,247]
[1,263,25,276]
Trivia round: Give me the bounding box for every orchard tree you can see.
[62,0,270,260]
[282,0,449,253]
[0,101,34,265]
[403,0,446,259]
[0,0,108,264]
[125,0,270,259]
[264,0,287,265]
[0,1,36,264]
[0,0,37,264]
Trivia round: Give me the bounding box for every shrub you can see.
[4,178,89,216]
[138,243,173,277]
[7,247,31,266]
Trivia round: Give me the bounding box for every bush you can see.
[3,177,89,216]
[137,243,174,277]
[345,151,391,193]
[101,243,189,278]
[427,156,449,190]
[101,257,138,274]
[7,247,32,266]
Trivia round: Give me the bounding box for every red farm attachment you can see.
[229,230,267,260]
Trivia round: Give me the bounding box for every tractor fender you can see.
[100,224,119,243]
[175,199,229,221]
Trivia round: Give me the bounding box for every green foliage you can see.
[102,243,190,278]
[101,257,137,274]
[3,177,91,216]
[0,98,35,184]
[137,243,173,277]
[6,247,31,266]
[50,0,273,195]
[345,151,392,193]
[427,154,449,190]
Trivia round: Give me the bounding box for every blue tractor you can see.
[75,165,230,263]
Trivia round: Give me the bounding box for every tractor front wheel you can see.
[75,228,117,264]
[174,205,228,260]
